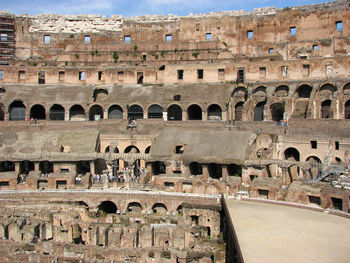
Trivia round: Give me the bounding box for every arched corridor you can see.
[128,105,143,119]
[30,104,46,120]
[148,104,163,119]
[167,104,182,121]
[89,105,103,121]
[49,104,65,120]
[108,105,123,119]
[9,100,26,121]
[187,104,202,120]
[207,104,222,120]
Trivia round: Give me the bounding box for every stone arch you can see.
[167,104,182,121]
[9,100,26,121]
[253,86,267,94]
[124,145,140,153]
[227,164,242,177]
[306,156,322,163]
[254,101,266,121]
[207,104,222,120]
[152,203,168,214]
[108,104,123,119]
[296,84,312,98]
[147,104,163,119]
[93,88,108,102]
[187,104,202,120]
[89,104,103,121]
[69,104,85,120]
[231,86,247,101]
[345,100,350,119]
[49,104,65,120]
[152,161,166,175]
[318,83,336,94]
[208,163,222,179]
[0,161,15,172]
[284,147,300,161]
[189,162,202,175]
[235,101,244,121]
[105,146,119,153]
[97,201,117,214]
[127,202,143,213]
[30,104,46,120]
[270,102,284,121]
[342,83,350,94]
[274,85,289,97]
[20,160,34,174]
[39,161,53,174]
[128,104,143,119]
[321,100,332,119]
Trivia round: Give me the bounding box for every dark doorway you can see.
[69,105,85,120]
[321,100,331,119]
[167,104,182,121]
[76,161,90,175]
[97,201,117,214]
[108,105,123,119]
[208,163,222,179]
[148,104,163,119]
[270,103,284,122]
[297,85,312,98]
[89,105,103,121]
[152,161,166,175]
[187,104,202,120]
[345,100,350,119]
[189,162,202,175]
[227,164,242,177]
[254,101,265,121]
[128,105,143,119]
[50,104,65,120]
[39,161,53,174]
[30,104,46,120]
[284,148,300,161]
[124,145,140,153]
[235,102,244,121]
[20,160,34,174]
[207,104,222,120]
[137,72,143,84]
[9,100,26,121]
[0,161,15,172]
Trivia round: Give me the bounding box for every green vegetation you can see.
[192,52,200,58]
[113,51,119,63]
[133,45,138,51]
[75,53,79,59]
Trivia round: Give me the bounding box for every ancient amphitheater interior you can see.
[0,1,350,262]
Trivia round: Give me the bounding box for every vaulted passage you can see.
[297,85,312,98]
[270,103,284,122]
[254,102,265,121]
[207,104,222,120]
[69,105,85,120]
[187,104,202,120]
[321,100,331,119]
[167,104,182,121]
[9,100,26,121]
[76,161,90,175]
[30,104,46,120]
[284,148,300,161]
[189,162,202,175]
[20,160,34,175]
[97,201,117,215]
[108,105,123,119]
[208,163,222,179]
[89,105,103,121]
[128,105,143,119]
[49,104,65,120]
[148,104,163,119]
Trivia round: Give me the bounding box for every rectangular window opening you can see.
[313,45,318,51]
[206,33,212,40]
[311,140,317,149]
[38,71,45,84]
[281,66,288,77]
[335,141,339,150]
[0,70,4,79]
[197,69,203,79]
[166,34,172,42]
[18,70,25,80]
[98,71,104,81]
[142,54,147,61]
[247,30,253,39]
[124,36,131,44]
[290,27,296,36]
[0,33,8,42]
[84,35,91,44]
[259,67,266,78]
[218,68,225,80]
[58,71,65,80]
[79,71,85,80]
[268,48,274,54]
[237,69,245,83]
[303,64,310,76]
[117,71,124,81]
[177,69,184,80]
[336,21,343,31]
[44,35,50,44]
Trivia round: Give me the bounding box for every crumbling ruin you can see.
[0,1,350,262]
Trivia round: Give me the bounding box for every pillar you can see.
[90,161,95,174]
[140,159,145,168]
[65,111,69,121]
[222,165,228,181]
[202,164,209,181]
[103,110,108,120]
[182,111,186,121]
[202,111,206,120]
[34,162,39,172]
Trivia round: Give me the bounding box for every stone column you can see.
[103,110,108,120]
[182,111,187,121]
[202,164,209,181]
[202,111,206,120]
[90,161,95,174]
[222,165,228,182]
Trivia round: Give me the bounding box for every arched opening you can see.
[177,205,183,215]
[167,104,182,121]
[93,88,108,102]
[254,101,265,121]
[345,100,350,119]
[227,164,242,177]
[148,104,163,119]
[69,105,85,120]
[235,102,244,121]
[108,105,123,119]
[189,162,202,175]
[9,100,26,121]
[94,159,106,174]
[253,86,267,95]
[306,156,322,179]
[76,161,90,175]
[187,104,202,120]
[0,161,15,172]
[128,105,143,119]
[89,105,103,121]
[49,104,65,120]
[270,102,284,122]
[39,161,53,174]
[124,145,140,153]
[30,104,46,120]
[208,163,222,179]
[97,201,117,215]
[152,161,166,175]
[152,203,167,214]
[145,146,151,154]
[231,86,248,101]
[127,202,142,213]
[105,146,119,153]
[20,160,34,174]
[284,148,300,161]
[319,83,336,94]
[207,104,222,120]
[321,100,331,119]
[343,83,350,95]
[274,85,289,97]
[297,85,312,98]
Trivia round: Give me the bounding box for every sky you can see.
[0,0,332,17]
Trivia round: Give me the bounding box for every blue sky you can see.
[1,0,331,17]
